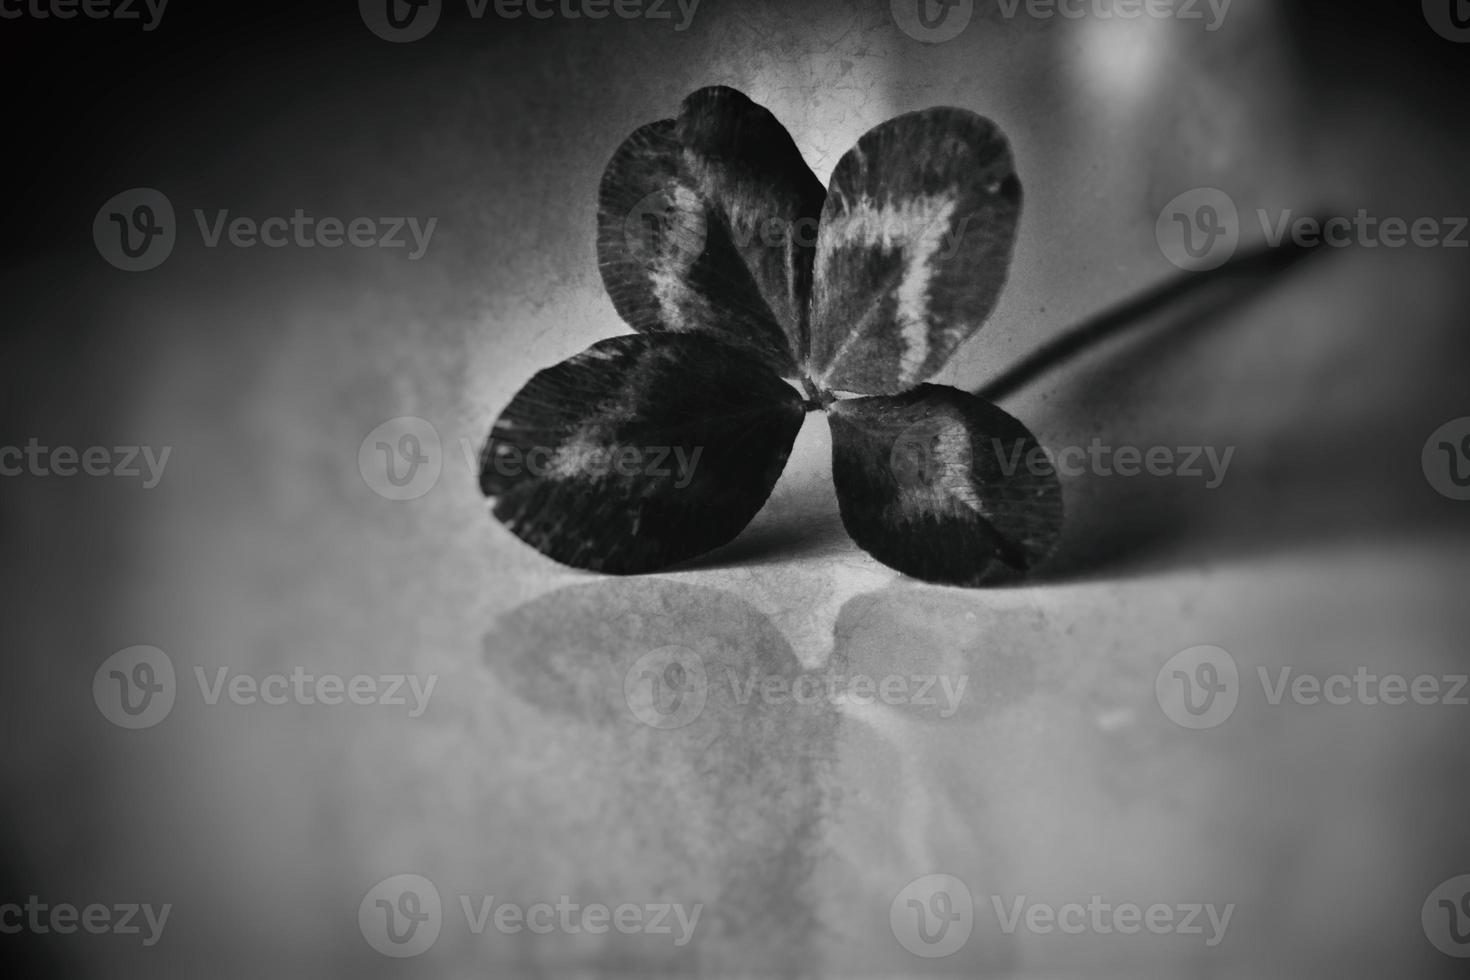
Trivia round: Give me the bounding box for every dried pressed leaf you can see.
[827,385,1062,585]
[481,334,806,574]
[596,87,826,377]
[809,108,1021,395]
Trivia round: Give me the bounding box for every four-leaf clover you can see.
[479,86,1062,585]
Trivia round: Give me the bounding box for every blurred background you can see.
[3,1,1468,976]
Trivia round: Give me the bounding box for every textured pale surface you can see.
[3,2,1469,977]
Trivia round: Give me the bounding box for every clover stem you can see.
[800,376,836,412]
[974,237,1325,403]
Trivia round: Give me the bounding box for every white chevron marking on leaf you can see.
[818,193,957,383]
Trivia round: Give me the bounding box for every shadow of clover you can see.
[481,578,839,973]
[482,578,1060,975]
